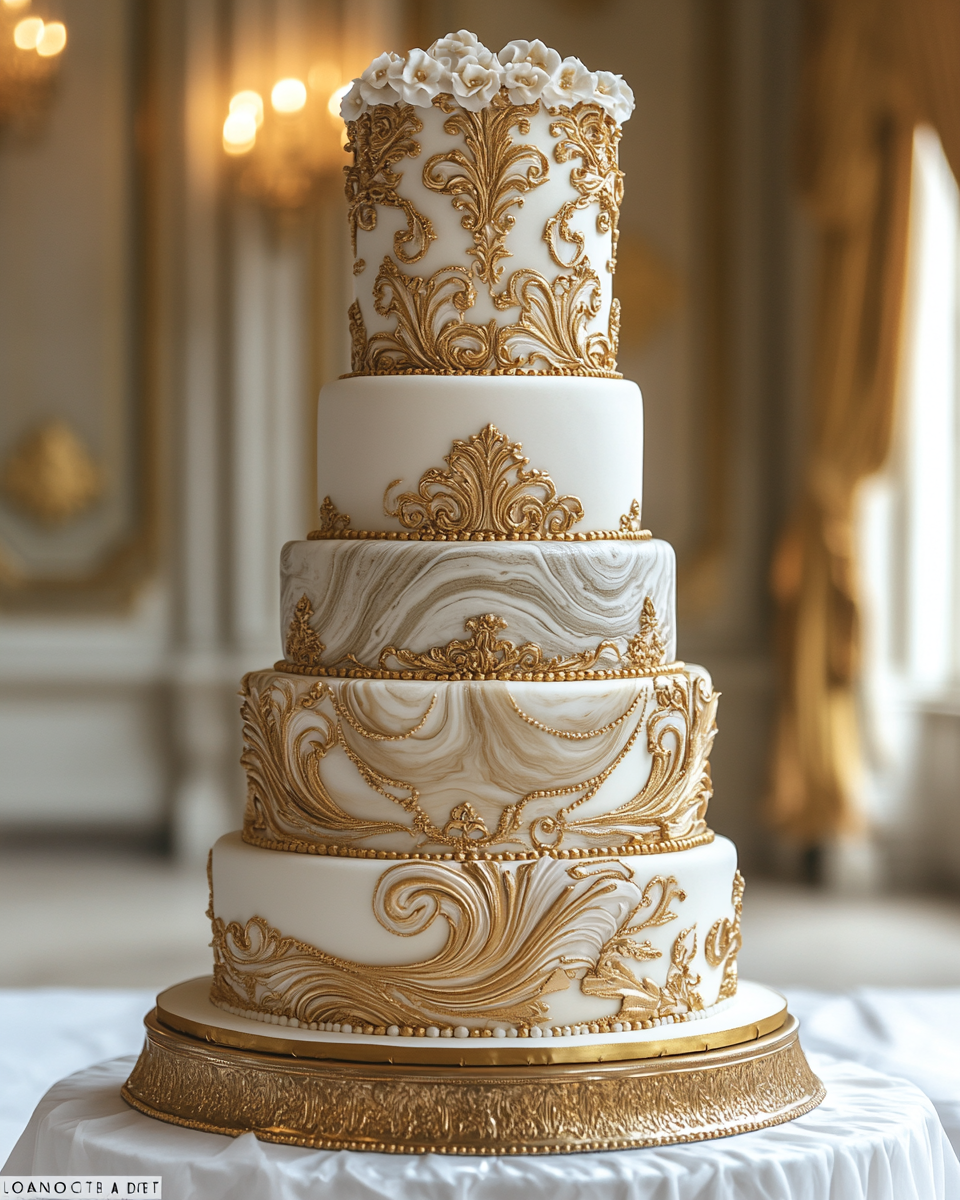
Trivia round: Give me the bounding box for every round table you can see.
[4,1054,959,1200]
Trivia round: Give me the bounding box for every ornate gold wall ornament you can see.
[625,597,668,671]
[1,420,103,524]
[378,613,617,677]
[124,1009,824,1153]
[316,495,351,534]
[383,423,583,537]
[619,499,643,532]
[241,667,715,855]
[545,103,624,275]
[343,104,436,265]
[423,92,548,287]
[208,857,719,1032]
[284,596,325,669]
[706,871,744,1001]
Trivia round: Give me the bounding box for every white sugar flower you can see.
[387,47,448,107]
[430,29,497,68]
[497,39,561,77]
[358,51,402,106]
[541,56,598,108]
[450,58,503,111]
[339,80,366,121]
[594,70,635,122]
[502,60,549,104]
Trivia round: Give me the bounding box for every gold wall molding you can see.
[123,1008,823,1153]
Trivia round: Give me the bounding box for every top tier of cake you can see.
[340,33,632,378]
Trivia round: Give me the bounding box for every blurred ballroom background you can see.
[1,0,960,997]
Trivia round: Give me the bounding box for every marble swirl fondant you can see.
[240,667,716,856]
[279,537,676,673]
[210,831,741,1034]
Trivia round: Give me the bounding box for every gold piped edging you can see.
[307,527,652,541]
[123,1008,822,1154]
[272,658,681,681]
[240,827,715,862]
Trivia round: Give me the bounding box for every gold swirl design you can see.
[545,102,624,275]
[619,499,643,532]
[344,104,436,264]
[383,423,583,536]
[706,871,744,1001]
[209,858,720,1029]
[378,613,617,677]
[284,595,325,669]
[423,92,548,287]
[211,858,629,1028]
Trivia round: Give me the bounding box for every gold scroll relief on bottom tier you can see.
[208,847,744,1036]
[240,660,717,859]
[306,424,651,543]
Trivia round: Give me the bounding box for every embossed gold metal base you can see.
[122,1003,824,1155]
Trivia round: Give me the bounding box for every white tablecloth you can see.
[4,1053,960,1200]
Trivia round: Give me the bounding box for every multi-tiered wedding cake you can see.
[125,32,821,1152]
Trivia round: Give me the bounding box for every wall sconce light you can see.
[222,63,348,212]
[0,0,67,137]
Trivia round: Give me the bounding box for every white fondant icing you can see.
[210,832,739,1029]
[316,375,643,532]
[241,666,715,854]
[280,537,676,668]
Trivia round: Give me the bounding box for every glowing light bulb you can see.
[36,20,66,56]
[328,83,351,118]
[223,109,257,155]
[229,90,263,129]
[271,77,307,114]
[13,16,43,49]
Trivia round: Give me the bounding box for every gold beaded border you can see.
[307,528,652,541]
[339,368,623,380]
[271,658,685,682]
[240,828,715,862]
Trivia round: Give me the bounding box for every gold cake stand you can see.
[122,977,824,1154]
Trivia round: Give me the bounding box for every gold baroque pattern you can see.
[706,871,744,1001]
[423,92,548,287]
[240,665,714,855]
[284,595,325,669]
[343,104,436,264]
[316,495,351,533]
[208,859,716,1030]
[383,423,583,537]
[123,1012,824,1154]
[545,102,624,275]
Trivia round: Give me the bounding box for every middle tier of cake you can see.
[241,666,717,857]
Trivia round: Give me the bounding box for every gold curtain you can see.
[769,0,960,843]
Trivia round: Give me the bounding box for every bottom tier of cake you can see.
[209,831,743,1036]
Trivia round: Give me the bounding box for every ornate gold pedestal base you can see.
[123,1009,824,1155]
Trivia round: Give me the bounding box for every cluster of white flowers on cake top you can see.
[340,31,635,123]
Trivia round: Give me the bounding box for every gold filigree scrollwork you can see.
[492,264,619,374]
[530,671,718,850]
[285,596,325,669]
[383,423,583,536]
[317,496,352,534]
[705,870,744,1001]
[211,858,629,1029]
[378,613,617,677]
[344,104,436,264]
[625,597,667,672]
[424,91,548,287]
[545,102,624,275]
[240,674,421,847]
[348,301,368,375]
[619,499,643,532]
[361,257,496,373]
